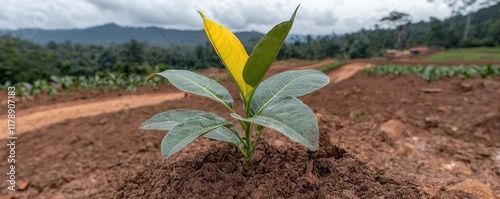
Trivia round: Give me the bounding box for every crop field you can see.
[426,47,500,62]
[0,73,168,100]
[364,64,500,82]
[1,58,499,198]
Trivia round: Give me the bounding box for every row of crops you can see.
[0,73,168,99]
[363,64,500,82]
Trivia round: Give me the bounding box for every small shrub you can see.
[140,5,330,170]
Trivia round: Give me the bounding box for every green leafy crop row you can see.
[0,73,168,99]
[363,64,500,82]
[317,61,345,72]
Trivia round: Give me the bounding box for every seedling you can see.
[141,5,329,170]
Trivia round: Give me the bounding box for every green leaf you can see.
[161,120,227,159]
[233,95,319,150]
[139,110,243,147]
[204,126,243,147]
[155,70,234,110]
[243,5,299,90]
[139,110,203,130]
[249,69,329,116]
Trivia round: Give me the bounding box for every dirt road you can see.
[328,62,373,83]
[0,92,185,138]
[0,60,368,138]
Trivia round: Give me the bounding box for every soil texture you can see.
[114,131,425,199]
[1,60,498,198]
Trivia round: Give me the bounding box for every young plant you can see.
[140,5,330,170]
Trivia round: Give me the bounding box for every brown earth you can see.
[354,57,500,66]
[328,62,373,83]
[114,131,424,199]
[1,60,499,198]
[0,92,184,138]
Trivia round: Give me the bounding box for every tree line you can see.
[278,2,500,59]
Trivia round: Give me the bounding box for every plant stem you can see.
[226,125,248,149]
[250,127,264,152]
[244,121,253,171]
[242,92,258,171]
[235,145,248,159]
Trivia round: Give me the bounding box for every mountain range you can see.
[0,23,264,46]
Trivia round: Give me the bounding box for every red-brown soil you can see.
[114,132,423,198]
[0,90,184,138]
[1,60,499,198]
[354,57,500,66]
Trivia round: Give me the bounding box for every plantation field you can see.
[1,59,499,198]
[426,47,500,62]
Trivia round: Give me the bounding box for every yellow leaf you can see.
[198,11,253,100]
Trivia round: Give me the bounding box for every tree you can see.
[426,17,447,47]
[380,11,412,50]
[428,0,499,39]
[121,39,145,65]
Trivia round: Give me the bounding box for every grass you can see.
[426,47,500,62]
[317,61,345,72]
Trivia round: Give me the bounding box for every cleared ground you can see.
[1,59,498,198]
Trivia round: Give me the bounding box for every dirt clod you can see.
[459,82,473,92]
[380,119,405,141]
[424,116,440,128]
[443,179,495,199]
[17,180,29,191]
[421,88,443,93]
[440,161,474,176]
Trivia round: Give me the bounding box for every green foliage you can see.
[363,64,500,82]
[0,35,225,84]
[243,6,298,88]
[232,95,319,150]
[140,6,330,170]
[151,111,239,159]
[0,35,60,83]
[1,73,168,99]
[278,3,500,59]
[426,47,500,61]
[317,61,345,72]
[152,70,234,110]
[248,69,330,116]
[139,110,243,146]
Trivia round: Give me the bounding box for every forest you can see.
[1,2,499,84]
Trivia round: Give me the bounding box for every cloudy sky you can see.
[1,0,455,34]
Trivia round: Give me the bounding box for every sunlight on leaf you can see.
[198,11,253,101]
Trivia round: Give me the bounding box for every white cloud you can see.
[0,0,457,34]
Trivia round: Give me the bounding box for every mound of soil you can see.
[114,131,425,199]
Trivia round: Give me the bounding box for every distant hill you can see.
[0,23,264,46]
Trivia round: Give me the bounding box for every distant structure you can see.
[408,46,430,57]
[385,46,429,59]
